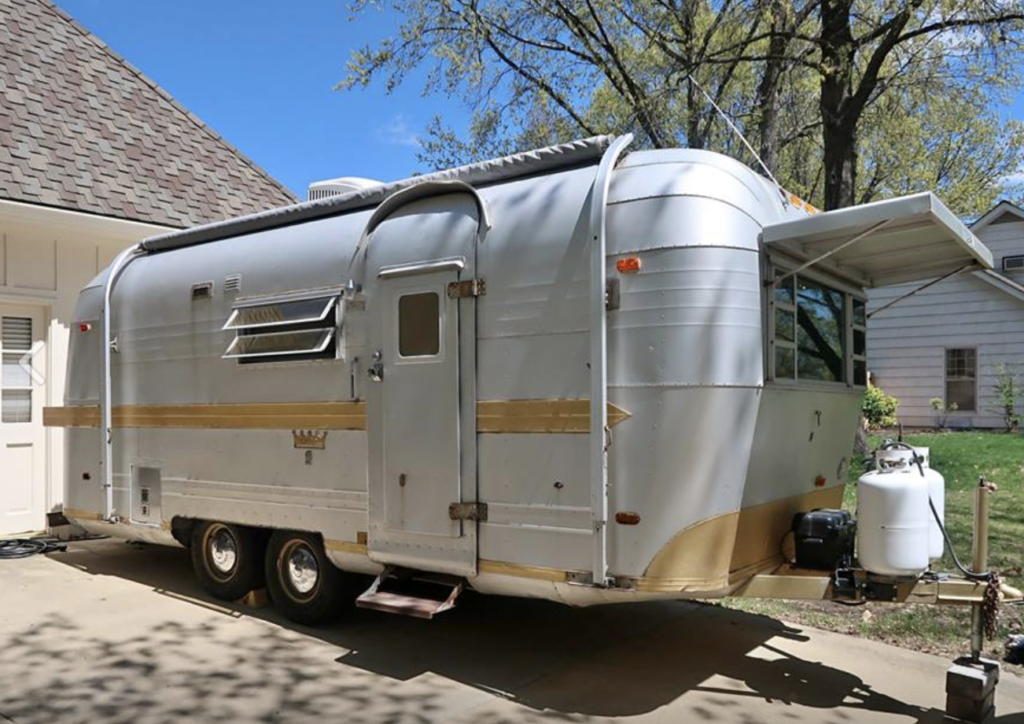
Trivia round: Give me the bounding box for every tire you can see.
[190,521,265,601]
[265,530,347,625]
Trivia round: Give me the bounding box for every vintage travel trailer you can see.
[45,135,1014,623]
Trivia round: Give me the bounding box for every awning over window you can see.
[762,192,993,287]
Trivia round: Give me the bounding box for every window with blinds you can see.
[945,348,977,412]
[2,317,33,424]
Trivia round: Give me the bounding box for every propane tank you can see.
[872,443,945,561]
[857,444,931,576]
[914,447,945,561]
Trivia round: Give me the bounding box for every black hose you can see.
[928,496,991,582]
[0,538,67,559]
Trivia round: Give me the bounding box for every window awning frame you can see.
[762,192,993,289]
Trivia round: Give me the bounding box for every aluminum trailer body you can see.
[46,136,993,610]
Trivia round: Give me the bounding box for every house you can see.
[867,200,1024,429]
[0,0,296,535]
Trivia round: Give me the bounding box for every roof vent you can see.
[307,177,382,201]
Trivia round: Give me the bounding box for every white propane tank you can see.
[857,446,931,576]
[872,444,945,561]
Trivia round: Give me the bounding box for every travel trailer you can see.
[45,136,1014,624]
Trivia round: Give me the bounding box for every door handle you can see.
[368,363,384,382]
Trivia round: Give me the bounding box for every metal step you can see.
[355,567,464,619]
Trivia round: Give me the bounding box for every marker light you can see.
[616,257,642,273]
[814,475,827,488]
[79,323,92,332]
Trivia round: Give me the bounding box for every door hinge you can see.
[448,279,486,299]
[605,278,620,311]
[448,502,488,521]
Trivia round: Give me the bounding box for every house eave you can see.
[0,197,175,242]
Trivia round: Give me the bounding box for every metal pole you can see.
[970,475,990,661]
[100,244,142,522]
[588,133,632,586]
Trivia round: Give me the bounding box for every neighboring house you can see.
[0,0,295,535]
[867,200,1024,429]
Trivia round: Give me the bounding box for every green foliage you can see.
[988,363,1024,432]
[340,0,1024,212]
[861,384,899,429]
[930,397,959,428]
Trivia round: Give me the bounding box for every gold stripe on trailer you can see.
[476,399,631,433]
[44,402,367,430]
[43,399,631,433]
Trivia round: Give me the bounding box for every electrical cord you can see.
[0,538,67,559]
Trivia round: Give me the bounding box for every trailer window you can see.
[398,292,440,357]
[771,273,863,386]
[223,294,338,364]
[796,278,845,382]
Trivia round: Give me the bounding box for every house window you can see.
[2,317,33,423]
[223,294,339,364]
[398,292,440,357]
[945,348,976,412]
[773,275,855,384]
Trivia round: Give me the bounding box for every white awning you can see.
[762,192,993,287]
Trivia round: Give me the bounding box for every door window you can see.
[398,292,440,357]
[2,317,33,423]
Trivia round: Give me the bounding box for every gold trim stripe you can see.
[477,399,631,433]
[44,398,631,434]
[477,559,571,582]
[44,402,367,430]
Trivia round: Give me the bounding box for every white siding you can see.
[0,202,167,528]
[866,217,1024,428]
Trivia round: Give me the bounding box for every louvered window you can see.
[2,317,33,423]
[223,294,339,363]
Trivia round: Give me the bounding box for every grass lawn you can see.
[723,430,1024,669]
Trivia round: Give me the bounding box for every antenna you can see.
[686,74,786,199]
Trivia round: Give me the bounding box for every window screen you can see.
[399,292,440,357]
[2,317,33,423]
[222,295,339,364]
[945,348,976,412]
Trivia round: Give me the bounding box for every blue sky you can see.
[54,0,1024,198]
[54,0,468,197]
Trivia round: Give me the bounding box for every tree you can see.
[341,0,1024,210]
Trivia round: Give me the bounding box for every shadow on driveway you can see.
[0,538,1015,723]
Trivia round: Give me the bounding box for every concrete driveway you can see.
[1,538,1022,724]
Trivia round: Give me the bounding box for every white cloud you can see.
[378,113,421,148]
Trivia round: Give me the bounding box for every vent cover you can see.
[191,281,213,301]
[224,274,242,293]
[306,177,382,201]
[1003,255,1024,271]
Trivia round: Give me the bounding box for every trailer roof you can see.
[761,192,993,287]
[141,136,615,253]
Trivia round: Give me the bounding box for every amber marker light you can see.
[615,511,641,525]
[616,256,642,273]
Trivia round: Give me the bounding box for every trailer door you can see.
[364,189,484,577]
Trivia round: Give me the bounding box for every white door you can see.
[0,305,46,535]
[380,271,462,538]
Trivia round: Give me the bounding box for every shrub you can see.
[988,363,1023,432]
[930,397,958,429]
[862,384,899,429]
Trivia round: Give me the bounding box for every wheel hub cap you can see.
[209,528,238,575]
[286,545,319,595]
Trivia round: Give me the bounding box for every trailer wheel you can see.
[265,531,346,625]
[190,521,265,601]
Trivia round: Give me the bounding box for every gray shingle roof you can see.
[0,0,297,228]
